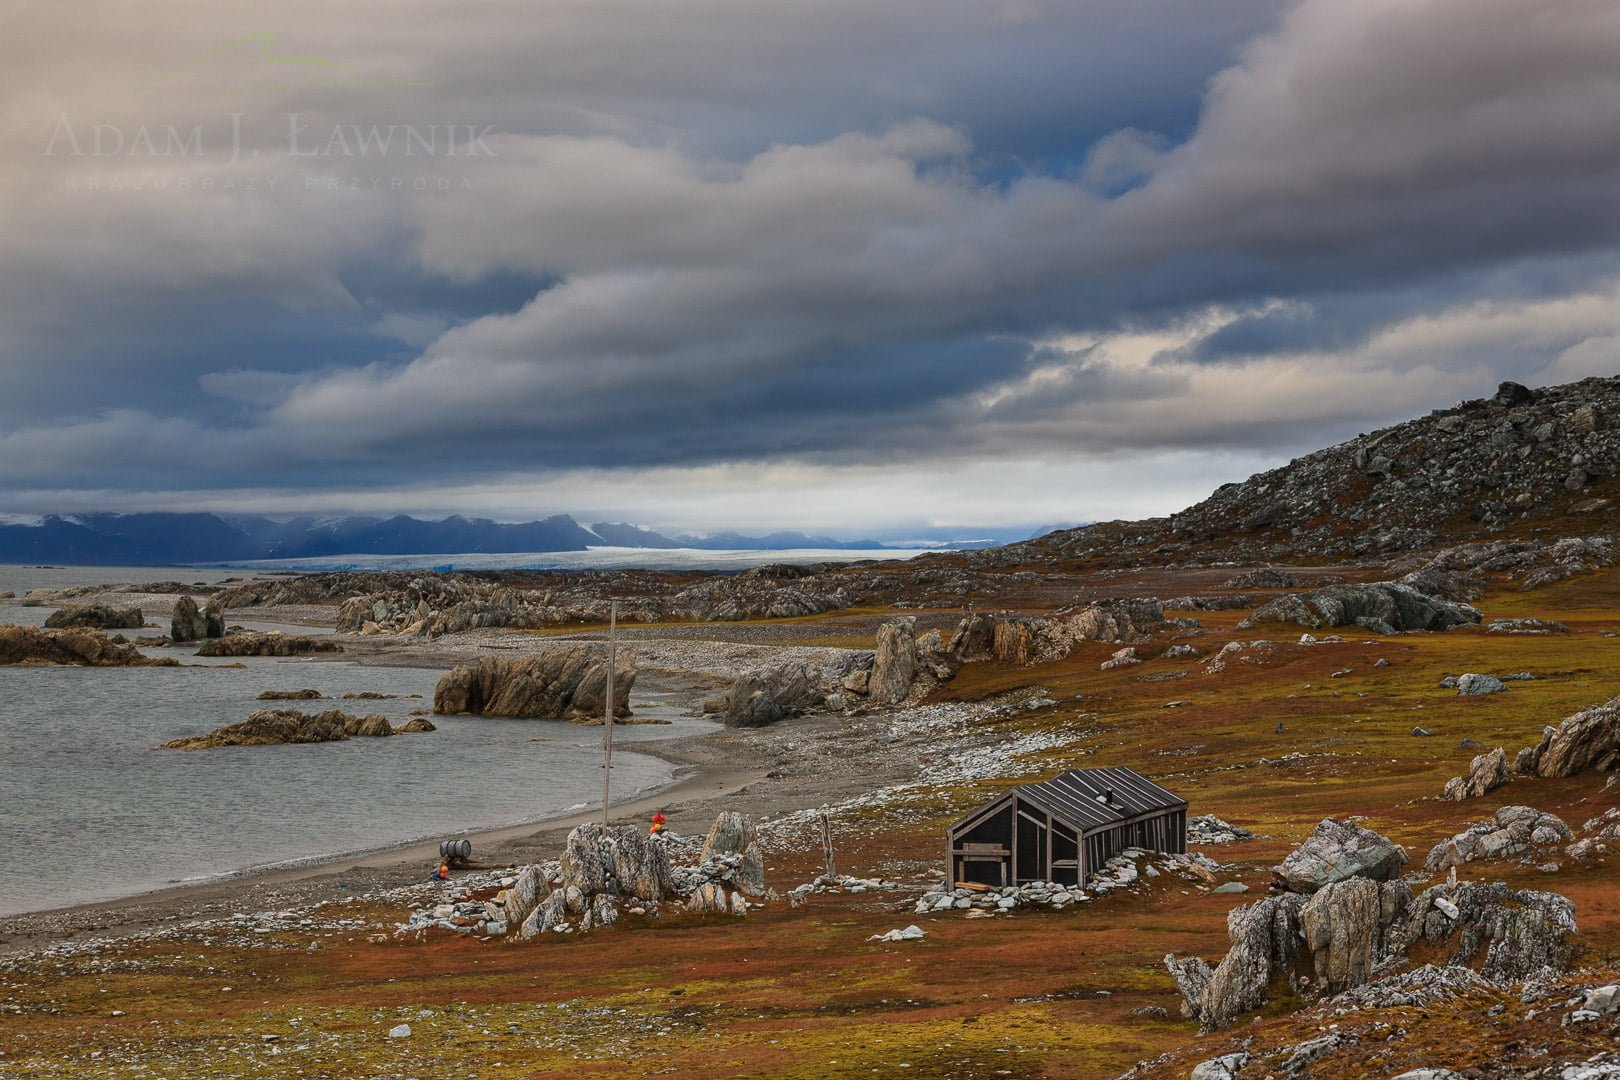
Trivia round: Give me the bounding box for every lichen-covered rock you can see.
[1066,597,1166,644]
[1513,696,1620,779]
[1443,747,1510,801]
[1457,673,1507,696]
[1299,877,1382,993]
[700,812,765,897]
[1169,892,1305,1031]
[433,645,634,721]
[721,663,822,727]
[869,617,919,704]
[44,604,144,630]
[502,866,547,928]
[1100,646,1141,671]
[170,596,206,642]
[0,625,176,667]
[1382,882,1578,982]
[1426,806,1572,871]
[1237,582,1480,633]
[1272,819,1409,893]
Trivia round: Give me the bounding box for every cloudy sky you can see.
[3,0,1618,540]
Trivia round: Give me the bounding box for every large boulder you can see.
[721,663,823,727]
[44,604,144,630]
[195,633,343,657]
[1272,819,1408,893]
[0,625,175,667]
[162,708,392,749]
[869,618,919,704]
[1513,696,1620,779]
[1238,582,1480,633]
[433,645,634,721]
[170,596,207,642]
[1442,747,1510,801]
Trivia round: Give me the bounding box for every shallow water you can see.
[0,655,707,915]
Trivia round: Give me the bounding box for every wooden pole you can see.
[819,810,837,882]
[602,600,617,826]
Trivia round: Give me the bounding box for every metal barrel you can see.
[440,838,472,861]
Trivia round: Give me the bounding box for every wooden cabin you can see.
[946,767,1187,888]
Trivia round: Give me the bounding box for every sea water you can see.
[0,654,704,915]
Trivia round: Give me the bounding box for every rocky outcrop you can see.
[1426,806,1572,871]
[1237,582,1480,634]
[1382,881,1578,983]
[720,663,823,727]
[395,717,436,732]
[195,632,341,657]
[699,812,765,897]
[1442,747,1511,800]
[869,617,920,704]
[257,688,324,700]
[1512,695,1620,779]
[433,645,634,721]
[0,625,175,667]
[513,823,677,938]
[170,596,225,642]
[162,708,400,749]
[1299,877,1386,994]
[947,599,1165,668]
[1272,818,1409,893]
[43,604,144,630]
[997,377,1620,567]
[1168,819,1578,1029]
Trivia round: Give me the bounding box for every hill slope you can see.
[996,375,1620,567]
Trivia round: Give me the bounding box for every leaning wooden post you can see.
[819,810,837,882]
[602,600,617,826]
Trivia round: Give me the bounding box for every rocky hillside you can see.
[994,376,1620,567]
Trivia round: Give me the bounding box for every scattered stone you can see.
[1187,815,1255,845]
[1488,617,1569,635]
[1412,726,1434,737]
[387,1024,411,1039]
[868,925,925,942]
[1211,882,1249,895]
[1100,647,1142,671]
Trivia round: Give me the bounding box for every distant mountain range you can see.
[0,512,994,566]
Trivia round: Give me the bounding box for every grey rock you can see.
[1272,819,1409,893]
[1456,673,1507,696]
[1442,747,1509,801]
[869,618,919,705]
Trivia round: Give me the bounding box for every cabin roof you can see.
[952,766,1186,836]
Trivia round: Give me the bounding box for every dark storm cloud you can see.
[1,0,1618,530]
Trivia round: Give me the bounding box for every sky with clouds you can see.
[3,0,1618,540]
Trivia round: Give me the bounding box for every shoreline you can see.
[0,732,767,950]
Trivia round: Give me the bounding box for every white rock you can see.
[387,1024,412,1039]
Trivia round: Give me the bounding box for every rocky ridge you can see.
[994,377,1620,567]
